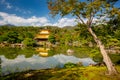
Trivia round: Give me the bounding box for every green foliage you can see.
[114,29,120,40]
[23,38,36,47]
[48,34,56,44]
[24,32,34,38]
[106,38,120,48]
[6,31,19,43]
[21,48,38,58]
[109,54,120,65]
[64,62,83,68]
[47,0,120,48]
[64,62,78,68]
[0,25,120,65]
[48,0,119,26]
[108,16,120,28]
[0,47,21,59]
[0,57,1,77]
[0,47,37,59]
[93,54,103,63]
[0,26,39,45]
[90,48,100,58]
[2,66,120,80]
[0,35,7,42]
[48,49,56,56]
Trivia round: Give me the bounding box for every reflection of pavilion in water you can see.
[35,29,50,56]
[36,47,50,56]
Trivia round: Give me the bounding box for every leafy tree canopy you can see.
[48,0,120,26]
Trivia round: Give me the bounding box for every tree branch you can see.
[76,14,86,25]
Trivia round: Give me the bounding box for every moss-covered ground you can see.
[1,66,120,80]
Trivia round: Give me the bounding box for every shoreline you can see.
[1,66,120,80]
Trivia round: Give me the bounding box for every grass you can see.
[1,66,120,80]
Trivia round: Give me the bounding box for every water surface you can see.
[1,54,95,75]
[0,47,96,75]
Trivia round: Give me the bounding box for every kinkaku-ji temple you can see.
[35,29,50,57]
[34,29,50,46]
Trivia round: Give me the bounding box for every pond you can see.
[0,47,96,75]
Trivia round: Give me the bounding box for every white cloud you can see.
[15,7,31,14]
[1,0,12,9]
[1,0,5,4]
[6,3,12,9]
[0,12,50,26]
[0,0,31,14]
[0,20,6,25]
[52,18,77,27]
[0,12,77,27]
[1,54,95,75]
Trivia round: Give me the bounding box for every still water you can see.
[0,47,96,75]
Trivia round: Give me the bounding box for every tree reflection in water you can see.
[1,54,96,75]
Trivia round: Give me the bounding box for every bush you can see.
[23,38,36,47]
[64,62,83,68]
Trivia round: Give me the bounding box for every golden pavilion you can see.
[35,29,50,45]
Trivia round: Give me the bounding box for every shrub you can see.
[64,62,83,68]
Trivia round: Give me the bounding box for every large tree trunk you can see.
[87,27,118,75]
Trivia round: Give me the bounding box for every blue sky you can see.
[0,0,120,27]
[0,0,48,17]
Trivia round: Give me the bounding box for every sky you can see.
[0,0,120,27]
